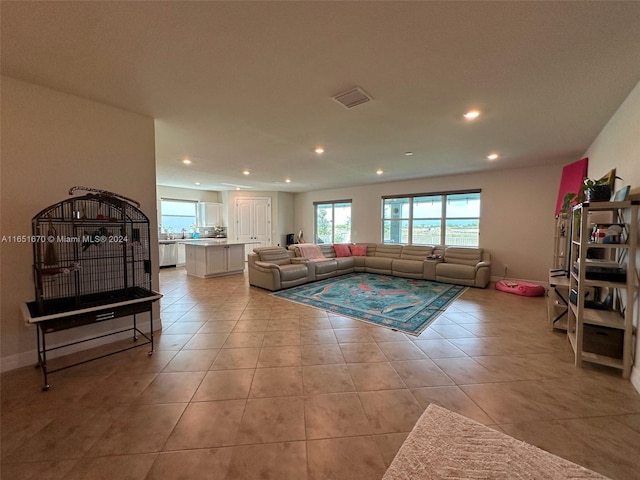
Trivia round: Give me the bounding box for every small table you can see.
[547,269,569,331]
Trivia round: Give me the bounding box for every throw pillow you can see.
[350,244,367,256]
[333,244,352,257]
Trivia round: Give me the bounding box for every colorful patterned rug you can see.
[272,273,467,336]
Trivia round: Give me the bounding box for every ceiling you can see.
[2,1,640,193]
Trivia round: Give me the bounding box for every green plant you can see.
[561,175,622,213]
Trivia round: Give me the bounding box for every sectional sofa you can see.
[247,243,491,291]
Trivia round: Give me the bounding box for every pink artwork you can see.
[555,157,588,216]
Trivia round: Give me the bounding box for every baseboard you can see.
[630,366,640,394]
[0,317,163,374]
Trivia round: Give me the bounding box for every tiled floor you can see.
[3,267,640,479]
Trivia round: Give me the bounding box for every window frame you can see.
[382,190,481,246]
[159,198,198,233]
[313,199,352,244]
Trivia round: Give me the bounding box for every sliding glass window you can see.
[382,191,480,246]
[315,200,352,244]
[160,199,198,233]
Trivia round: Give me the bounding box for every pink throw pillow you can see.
[350,244,367,256]
[333,244,352,257]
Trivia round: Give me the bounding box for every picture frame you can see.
[613,185,630,202]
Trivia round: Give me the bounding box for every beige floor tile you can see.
[263,330,301,346]
[197,320,238,333]
[135,371,205,404]
[146,448,233,480]
[302,364,355,394]
[377,341,427,360]
[367,327,411,342]
[347,362,406,391]
[329,315,368,329]
[163,400,245,450]
[431,357,506,384]
[412,338,468,358]
[372,432,409,467]
[162,321,206,334]
[257,345,302,367]
[222,332,265,348]
[210,347,260,370]
[301,344,346,365]
[0,460,78,480]
[88,403,186,455]
[162,349,219,372]
[192,369,254,401]
[226,442,308,480]
[63,453,157,480]
[391,359,455,388]
[232,319,269,332]
[300,328,338,344]
[307,436,387,480]
[339,343,387,363]
[5,406,126,462]
[305,392,372,439]
[235,396,305,444]
[154,333,194,351]
[249,366,304,397]
[76,373,157,406]
[358,389,424,434]
[299,317,333,330]
[185,333,231,349]
[410,385,494,424]
[334,328,375,343]
[267,318,301,331]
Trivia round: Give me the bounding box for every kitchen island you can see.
[184,241,247,278]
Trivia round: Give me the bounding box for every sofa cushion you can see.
[373,244,403,258]
[279,263,310,281]
[333,244,352,257]
[437,263,476,280]
[400,245,434,260]
[255,247,292,265]
[444,247,482,266]
[350,244,367,256]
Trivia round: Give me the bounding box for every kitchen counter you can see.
[184,242,251,278]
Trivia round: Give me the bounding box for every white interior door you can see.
[236,197,271,259]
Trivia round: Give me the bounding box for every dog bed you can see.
[495,279,545,297]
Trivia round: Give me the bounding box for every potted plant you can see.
[561,171,622,213]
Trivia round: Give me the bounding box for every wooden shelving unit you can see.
[567,200,638,378]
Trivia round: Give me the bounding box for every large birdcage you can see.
[23,187,161,391]
[30,192,152,316]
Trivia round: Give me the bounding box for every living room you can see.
[2,2,640,479]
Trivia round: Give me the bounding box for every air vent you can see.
[331,87,372,109]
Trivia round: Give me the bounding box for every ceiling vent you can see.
[331,87,372,109]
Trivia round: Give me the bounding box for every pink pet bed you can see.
[495,279,545,297]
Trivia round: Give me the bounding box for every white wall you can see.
[0,76,159,371]
[294,164,564,283]
[582,80,640,391]
[157,185,221,203]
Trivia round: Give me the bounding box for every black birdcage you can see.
[23,187,161,390]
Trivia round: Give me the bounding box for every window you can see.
[160,199,197,233]
[314,200,352,244]
[382,191,480,246]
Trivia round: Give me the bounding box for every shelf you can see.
[569,271,626,289]
[567,331,624,370]
[568,303,626,329]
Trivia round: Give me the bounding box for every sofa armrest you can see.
[254,261,283,273]
[475,261,491,272]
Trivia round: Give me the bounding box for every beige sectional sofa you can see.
[247,243,491,291]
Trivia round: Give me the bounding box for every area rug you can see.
[383,404,610,479]
[271,273,466,336]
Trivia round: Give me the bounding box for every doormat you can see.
[271,273,467,336]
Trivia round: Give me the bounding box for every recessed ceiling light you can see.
[182,158,192,165]
[315,147,324,154]
[194,182,201,185]
[242,170,250,175]
[376,169,384,175]
[236,187,240,190]
[487,153,499,161]
[463,110,480,120]
[285,178,291,183]
[404,152,414,156]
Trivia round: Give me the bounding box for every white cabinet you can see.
[198,202,223,227]
[177,242,186,265]
[567,200,638,378]
[185,243,244,278]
